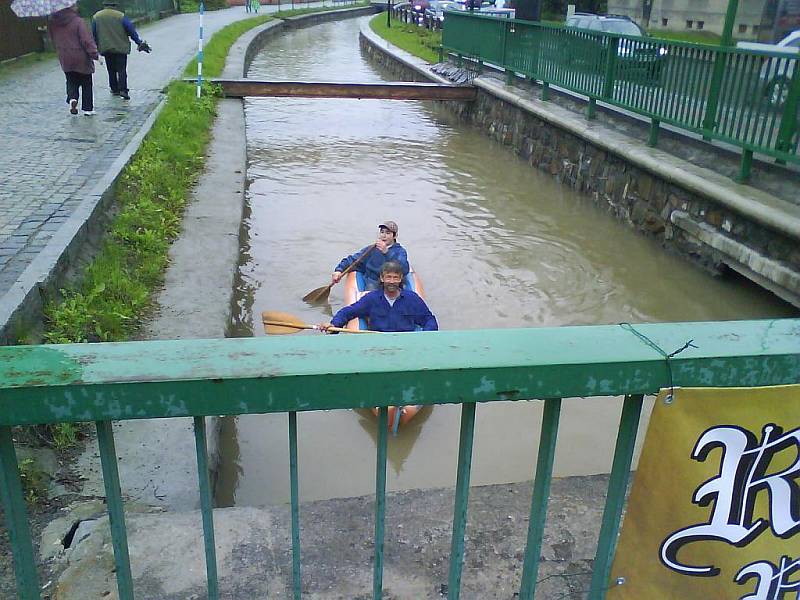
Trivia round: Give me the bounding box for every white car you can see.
[737,30,800,107]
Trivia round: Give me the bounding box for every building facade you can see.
[607,0,767,40]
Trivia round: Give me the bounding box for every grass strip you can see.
[369,13,442,64]
[43,15,272,343]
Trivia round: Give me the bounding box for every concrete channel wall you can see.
[359,22,800,309]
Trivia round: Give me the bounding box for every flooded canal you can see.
[215,17,796,507]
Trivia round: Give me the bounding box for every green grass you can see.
[647,30,724,45]
[184,15,273,77]
[369,13,442,63]
[45,15,277,343]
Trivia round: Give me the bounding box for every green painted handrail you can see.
[442,13,800,171]
[1,320,799,599]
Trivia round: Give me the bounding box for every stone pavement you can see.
[0,6,298,336]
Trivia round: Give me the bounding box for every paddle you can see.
[302,244,376,305]
[262,311,379,335]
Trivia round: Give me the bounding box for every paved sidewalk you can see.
[0,6,288,329]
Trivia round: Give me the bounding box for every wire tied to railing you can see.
[618,323,697,403]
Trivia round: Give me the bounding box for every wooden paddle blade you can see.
[302,284,332,304]
[261,311,313,335]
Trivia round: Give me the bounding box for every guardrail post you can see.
[588,394,644,599]
[602,35,619,100]
[648,119,660,147]
[541,81,550,101]
[586,97,597,120]
[737,149,753,183]
[96,420,135,600]
[774,65,800,156]
[0,426,41,600]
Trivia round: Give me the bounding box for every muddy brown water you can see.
[215,18,796,507]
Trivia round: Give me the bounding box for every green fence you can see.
[78,0,176,21]
[442,13,800,180]
[1,320,799,599]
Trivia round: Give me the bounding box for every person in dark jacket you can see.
[319,261,438,333]
[48,5,99,116]
[92,0,150,100]
[331,221,410,291]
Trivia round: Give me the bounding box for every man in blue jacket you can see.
[320,261,437,333]
[331,221,409,291]
[92,0,150,100]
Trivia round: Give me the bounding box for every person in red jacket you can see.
[48,5,99,116]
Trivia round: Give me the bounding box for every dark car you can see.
[565,13,667,83]
[409,0,431,21]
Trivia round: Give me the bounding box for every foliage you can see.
[274,1,369,18]
[18,458,46,505]
[370,13,442,64]
[184,15,272,77]
[44,10,278,344]
[647,30,723,45]
[44,82,219,343]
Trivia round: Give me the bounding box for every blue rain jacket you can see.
[334,243,409,285]
[331,289,438,332]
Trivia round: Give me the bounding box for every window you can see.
[686,19,693,28]
[697,20,704,29]
[738,24,747,33]
[661,18,668,26]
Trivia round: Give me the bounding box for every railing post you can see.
[194,416,219,600]
[737,149,753,183]
[588,394,644,599]
[289,411,302,599]
[518,398,562,600]
[448,402,477,600]
[774,64,800,155]
[0,426,41,600]
[373,407,389,600]
[96,420,135,600]
[648,119,660,147]
[541,81,550,101]
[587,97,597,120]
[602,35,619,100]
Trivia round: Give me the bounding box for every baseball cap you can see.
[379,221,398,234]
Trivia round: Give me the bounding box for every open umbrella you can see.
[11,0,76,18]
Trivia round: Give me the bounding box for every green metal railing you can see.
[1,320,799,599]
[442,13,800,180]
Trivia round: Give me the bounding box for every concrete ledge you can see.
[671,211,800,307]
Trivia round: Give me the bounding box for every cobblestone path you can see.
[0,7,283,304]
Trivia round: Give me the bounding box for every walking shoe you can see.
[82,110,96,116]
[119,91,130,100]
[69,99,78,115]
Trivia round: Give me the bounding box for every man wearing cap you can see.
[331,221,409,291]
[319,261,437,333]
[92,1,150,100]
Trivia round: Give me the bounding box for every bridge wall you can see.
[359,28,800,309]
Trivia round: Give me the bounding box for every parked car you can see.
[409,0,430,20]
[425,0,457,22]
[565,13,667,81]
[737,29,800,107]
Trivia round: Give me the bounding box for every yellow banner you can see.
[609,385,800,600]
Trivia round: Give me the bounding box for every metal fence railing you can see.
[77,0,177,22]
[1,320,799,599]
[442,12,800,181]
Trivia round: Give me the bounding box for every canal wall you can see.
[359,20,800,309]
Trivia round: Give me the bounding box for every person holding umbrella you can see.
[92,0,151,100]
[10,0,98,115]
[48,5,100,115]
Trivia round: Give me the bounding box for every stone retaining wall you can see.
[359,28,800,308]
